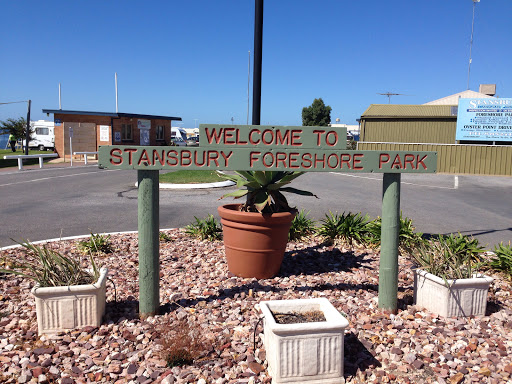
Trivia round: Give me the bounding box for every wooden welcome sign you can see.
[99,124,437,173]
[97,124,437,317]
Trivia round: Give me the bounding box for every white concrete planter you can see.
[260,298,349,384]
[413,269,493,318]
[32,268,108,335]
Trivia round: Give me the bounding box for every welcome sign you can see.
[98,124,437,173]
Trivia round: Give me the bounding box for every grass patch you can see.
[0,149,54,169]
[159,170,223,184]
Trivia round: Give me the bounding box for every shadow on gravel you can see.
[344,331,381,377]
[280,244,375,277]
[158,278,381,317]
[105,300,139,322]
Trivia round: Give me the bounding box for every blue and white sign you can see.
[456,98,512,141]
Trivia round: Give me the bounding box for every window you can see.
[121,124,132,141]
[35,128,49,135]
[156,125,165,141]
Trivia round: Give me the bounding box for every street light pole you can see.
[467,0,480,90]
[252,0,263,126]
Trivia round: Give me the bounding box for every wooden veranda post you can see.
[378,173,401,312]
[137,170,160,317]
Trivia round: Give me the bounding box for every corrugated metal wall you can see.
[361,119,456,144]
[358,142,512,176]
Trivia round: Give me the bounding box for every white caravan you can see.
[171,126,188,146]
[23,120,55,151]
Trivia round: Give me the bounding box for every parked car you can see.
[170,137,187,146]
[186,136,199,146]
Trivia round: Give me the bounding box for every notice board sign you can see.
[456,98,512,141]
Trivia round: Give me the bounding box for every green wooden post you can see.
[378,173,401,312]
[137,170,160,317]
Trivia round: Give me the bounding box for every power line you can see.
[0,101,29,105]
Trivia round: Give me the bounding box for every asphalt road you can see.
[0,165,510,248]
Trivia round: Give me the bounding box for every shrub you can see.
[184,215,222,241]
[412,234,483,281]
[318,211,371,246]
[0,241,100,287]
[365,214,425,255]
[441,232,485,263]
[159,231,173,242]
[487,242,512,277]
[159,317,212,367]
[289,209,316,241]
[77,233,113,254]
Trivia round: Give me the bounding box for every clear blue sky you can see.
[1,0,511,128]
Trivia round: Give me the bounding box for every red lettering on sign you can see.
[138,150,151,166]
[313,130,323,146]
[327,154,338,169]
[391,154,403,169]
[249,129,261,145]
[262,130,274,145]
[262,152,274,168]
[416,155,428,169]
[250,151,261,167]
[220,151,233,167]
[404,154,415,169]
[110,148,123,165]
[302,153,313,169]
[276,152,287,168]
[204,127,223,144]
[236,129,248,145]
[289,152,300,169]
[353,153,364,170]
[340,153,351,169]
[224,128,235,144]
[194,151,206,166]
[379,154,390,169]
[125,148,137,165]
[291,130,302,146]
[276,130,290,145]
[166,150,178,166]
[326,131,338,146]
[181,150,191,166]
[314,154,326,168]
[207,151,219,166]
[153,150,165,166]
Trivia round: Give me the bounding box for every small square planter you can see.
[413,269,493,318]
[260,298,349,384]
[32,268,108,335]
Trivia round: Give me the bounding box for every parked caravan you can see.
[171,126,188,146]
[23,120,55,151]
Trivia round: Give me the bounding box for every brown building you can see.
[42,110,181,160]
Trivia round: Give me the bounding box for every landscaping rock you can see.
[0,231,511,383]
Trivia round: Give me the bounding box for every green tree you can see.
[302,98,332,126]
[0,117,31,140]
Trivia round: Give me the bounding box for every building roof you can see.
[423,90,494,105]
[42,109,182,121]
[361,104,457,118]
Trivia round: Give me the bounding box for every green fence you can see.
[357,142,512,176]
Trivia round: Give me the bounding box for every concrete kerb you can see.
[0,229,170,252]
[136,180,235,189]
[135,171,236,189]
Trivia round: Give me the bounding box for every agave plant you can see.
[218,171,317,213]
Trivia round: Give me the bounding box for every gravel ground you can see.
[1,230,511,384]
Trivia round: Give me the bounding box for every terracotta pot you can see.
[218,204,296,279]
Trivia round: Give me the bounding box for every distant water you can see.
[0,134,7,149]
